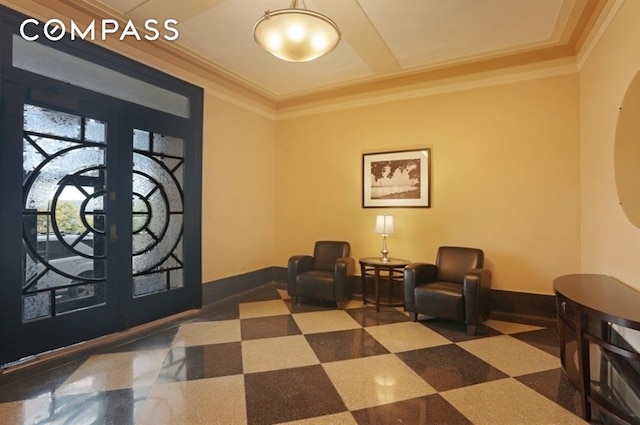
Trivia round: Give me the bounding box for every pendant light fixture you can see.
[253,0,341,62]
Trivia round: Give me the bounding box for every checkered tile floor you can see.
[0,282,590,424]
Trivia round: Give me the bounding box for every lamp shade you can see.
[375,215,395,234]
[253,2,341,62]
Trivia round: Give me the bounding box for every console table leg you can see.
[576,311,592,420]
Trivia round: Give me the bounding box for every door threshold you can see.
[1,308,200,376]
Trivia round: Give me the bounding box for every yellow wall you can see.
[275,75,581,294]
[201,94,276,282]
[579,0,640,291]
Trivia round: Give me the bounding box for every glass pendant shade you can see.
[253,2,341,62]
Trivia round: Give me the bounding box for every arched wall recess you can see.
[614,70,640,229]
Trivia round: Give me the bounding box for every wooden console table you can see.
[554,274,640,424]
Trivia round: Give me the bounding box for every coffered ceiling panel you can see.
[51,0,609,102]
[360,0,565,68]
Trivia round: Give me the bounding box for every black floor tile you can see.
[511,327,561,358]
[156,342,243,383]
[397,344,508,391]
[305,328,390,362]
[240,315,301,340]
[352,394,473,425]
[516,368,584,418]
[244,364,347,425]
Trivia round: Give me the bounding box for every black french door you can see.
[0,74,201,366]
[0,5,202,366]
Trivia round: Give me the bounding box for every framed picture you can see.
[362,148,431,208]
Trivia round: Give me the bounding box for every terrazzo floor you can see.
[0,281,595,424]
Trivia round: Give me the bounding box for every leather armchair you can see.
[404,246,492,335]
[287,241,355,309]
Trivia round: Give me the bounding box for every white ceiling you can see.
[86,0,601,102]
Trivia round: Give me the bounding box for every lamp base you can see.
[380,236,390,263]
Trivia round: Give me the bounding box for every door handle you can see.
[109,224,119,243]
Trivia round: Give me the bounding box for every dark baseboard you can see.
[202,267,283,304]
[271,266,287,284]
[260,266,558,326]
[489,289,557,327]
[490,289,556,318]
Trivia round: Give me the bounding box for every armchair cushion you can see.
[414,281,465,322]
[296,270,336,300]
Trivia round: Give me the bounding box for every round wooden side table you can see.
[359,257,410,312]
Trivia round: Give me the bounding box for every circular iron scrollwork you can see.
[131,152,183,274]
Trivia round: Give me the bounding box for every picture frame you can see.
[362,148,431,208]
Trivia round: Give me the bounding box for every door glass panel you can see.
[22,104,107,320]
[23,104,82,139]
[132,129,184,297]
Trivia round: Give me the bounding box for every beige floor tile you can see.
[55,349,167,394]
[136,375,246,425]
[365,322,451,353]
[322,354,436,410]
[242,335,319,373]
[0,398,52,425]
[239,299,291,318]
[344,299,366,309]
[457,335,559,376]
[276,412,358,424]
[172,320,241,347]
[441,378,587,425]
[484,319,544,334]
[292,310,361,334]
[277,288,289,299]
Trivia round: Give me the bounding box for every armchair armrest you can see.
[463,268,492,326]
[287,255,314,297]
[404,263,437,312]
[334,256,355,302]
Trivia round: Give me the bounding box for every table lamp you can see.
[375,214,395,263]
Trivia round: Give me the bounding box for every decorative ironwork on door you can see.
[22,104,108,320]
[21,106,187,323]
[132,129,184,297]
